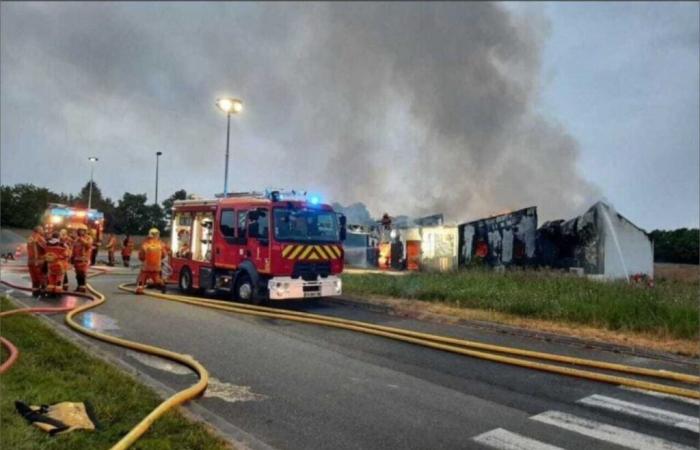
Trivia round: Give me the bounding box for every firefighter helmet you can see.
[148,228,160,238]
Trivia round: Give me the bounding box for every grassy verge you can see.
[342,270,699,341]
[0,297,231,450]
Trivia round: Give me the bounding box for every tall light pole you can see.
[216,97,243,196]
[155,151,163,204]
[87,156,99,209]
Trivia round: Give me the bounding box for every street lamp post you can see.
[216,98,243,196]
[87,156,99,209]
[155,151,163,204]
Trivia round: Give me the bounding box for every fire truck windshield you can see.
[273,208,339,243]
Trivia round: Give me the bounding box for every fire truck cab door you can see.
[215,209,245,268]
[247,208,271,274]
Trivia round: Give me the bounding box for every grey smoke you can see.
[1,2,599,223]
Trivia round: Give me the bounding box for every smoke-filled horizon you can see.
[4,2,688,226]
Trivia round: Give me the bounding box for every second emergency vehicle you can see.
[168,190,346,303]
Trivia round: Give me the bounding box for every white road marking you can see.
[204,377,267,403]
[125,352,267,403]
[532,410,695,450]
[578,394,699,433]
[619,386,700,406]
[472,428,564,450]
[126,351,192,375]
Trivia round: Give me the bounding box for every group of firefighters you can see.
[26,226,169,297]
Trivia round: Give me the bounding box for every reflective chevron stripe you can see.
[281,244,343,260]
[282,245,295,258]
[315,245,329,259]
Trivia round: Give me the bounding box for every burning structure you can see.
[341,201,653,280]
[458,207,538,267]
[537,201,654,279]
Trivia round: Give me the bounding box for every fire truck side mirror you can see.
[338,214,347,241]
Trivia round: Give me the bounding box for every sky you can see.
[1,2,698,230]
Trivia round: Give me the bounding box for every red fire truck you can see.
[168,190,346,303]
[42,203,104,242]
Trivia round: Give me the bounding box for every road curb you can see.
[2,292,276,450]
[330,295,699,367]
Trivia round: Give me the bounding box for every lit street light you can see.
[216,97,243,196]
[87,156,99,209]
[155,151,163,204]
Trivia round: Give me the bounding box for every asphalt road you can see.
[2,268,698,450]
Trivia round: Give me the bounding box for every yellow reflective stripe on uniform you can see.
[299,246,314,260]
[314,245,328,259]
[282,245,295,258]
[288,245,305,259]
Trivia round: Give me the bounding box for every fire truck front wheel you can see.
[234,272,265,305]
[178,267,194,294]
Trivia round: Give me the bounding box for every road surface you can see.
[1,268,698,450]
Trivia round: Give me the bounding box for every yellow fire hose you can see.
[120,284,699,400]
[61,280,209,450]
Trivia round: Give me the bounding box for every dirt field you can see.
[655,263,699,283]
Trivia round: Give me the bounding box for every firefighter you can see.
[71,224,92,293]
[121,235,134,267]
[26,226,47,297]
[105,233,117,266]
[135,228,167,294]
[44,232,69,295]
[59,229,73,291]
[89,229,98,266]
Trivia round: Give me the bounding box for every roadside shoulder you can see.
[331,294,699,365]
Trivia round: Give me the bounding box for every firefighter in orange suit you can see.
[105,233,117,266]
[59,229,73,291]
[121,235,134,267]
[135,228,167,294]
[71,224,93,293]
[45,232,69,295]
[27,226,47,297]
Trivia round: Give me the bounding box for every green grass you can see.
[342,270,700,340]
[0,297,231,450]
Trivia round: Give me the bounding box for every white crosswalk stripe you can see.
[578,394,700,433]
[472,428,564,450]
[532,410,695,450]
[619,386,700,407]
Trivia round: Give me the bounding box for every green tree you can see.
[0,183,65,229]
[113,193,166,235]
[650,228,699,265]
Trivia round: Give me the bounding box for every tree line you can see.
[649,228,699,265]
[1,182,187,236]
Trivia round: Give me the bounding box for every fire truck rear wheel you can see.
[179,268,194,294]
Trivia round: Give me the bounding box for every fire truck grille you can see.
[292,262,331,281]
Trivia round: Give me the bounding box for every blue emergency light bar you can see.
[50,207,104,221]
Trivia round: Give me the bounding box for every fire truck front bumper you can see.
[267,276,342,300]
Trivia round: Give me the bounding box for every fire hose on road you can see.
[120,283,700,400]
[0,271,209,450]
[2,269,697,449]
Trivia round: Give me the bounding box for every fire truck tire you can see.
[234,273,268,305]
[178,267,194,294]
[234,273,255,303]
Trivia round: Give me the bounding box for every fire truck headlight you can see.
[50,215,63,224]
[334,279,342,294]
